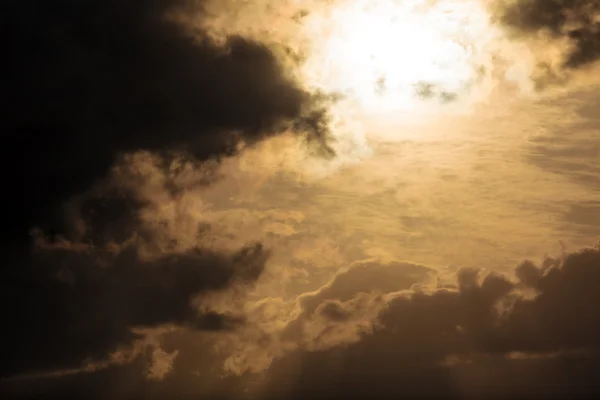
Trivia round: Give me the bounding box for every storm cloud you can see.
[0,234,267,379]
[2,0,329,243]
[11,244,598,399]
[3,0,600,399]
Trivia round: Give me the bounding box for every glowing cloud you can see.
[300,0,498,115]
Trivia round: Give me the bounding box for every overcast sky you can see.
[2,1,600,399]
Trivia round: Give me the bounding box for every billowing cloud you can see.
[13,243,595,399]
[3,0,600,399]
[2,0,332,244]
[238,244,600,399]
[0,230,267,379]
[296,244,600,365]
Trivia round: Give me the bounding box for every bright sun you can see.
[301,0,495,116]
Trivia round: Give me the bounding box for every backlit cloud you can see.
[2,1,600,399]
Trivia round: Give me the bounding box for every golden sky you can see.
[3,0,600,399]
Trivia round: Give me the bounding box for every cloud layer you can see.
[9,243,597,398]
[3,1,600,399]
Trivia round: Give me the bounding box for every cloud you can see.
[3,241,600,398]
[146,348,179,381]
[304,245,600,363]
[298,261,434,313]
[209,243,600,382]
[211,260,434,374]
[493,0,600,87]
[497,0,600,67]
[0,231,268,379]
[0,23,338,379]
[245,244,600,399]
[3,1,600,398]
[2,0,331,243]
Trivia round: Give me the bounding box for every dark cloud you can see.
[315,246,600,363]
[262,245,600,399]
[495,0,600,74]
[3,0,600,397]
[0,235,267,379]
[413,81,460,103]
[1,0,329,243]
[2,245,600,398]
[0,1,323,380]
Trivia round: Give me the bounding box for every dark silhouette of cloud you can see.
[249,245,600,400]
[1,0,329,243]
[0,236,267,379]
[296,245,600,364]
[2,244,600,399]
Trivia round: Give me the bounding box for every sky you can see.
[2,0,600,399]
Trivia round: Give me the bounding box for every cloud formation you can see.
[1,141,275,381]
[0,231,267,379]
[494,0,600,87]
[234,244,600,399]
[15,243,595,399]
[2,0,330,243]
[498,0,600,67]
[3,1,600,399]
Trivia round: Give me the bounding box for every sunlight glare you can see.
[301,0,496,117]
